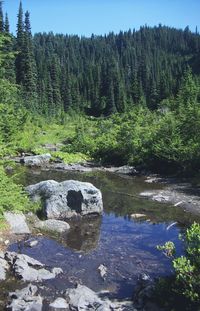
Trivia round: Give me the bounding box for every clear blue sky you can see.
[3,0,200,36]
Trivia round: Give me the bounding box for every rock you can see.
[0,256,9,280]
[106,166,138,175]
[4,212,30,234]
[65,284,112,310]
[131,213,147,219]
[98,264,107,280]
[139,192,156,198]
[5,252,62,282]
[25,239,38,248]
[35,219,70,233]
[134,273,155,308]
[20,154,51,167]
[8,284,43,311]
[152,194,169,203]
[49,298,69,310]
[26,180,103,219]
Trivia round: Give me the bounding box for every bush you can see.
[158,223,200,303]
[0,166,38,215]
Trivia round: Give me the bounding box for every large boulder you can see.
[20,154,51,167]
[26,180,103,219]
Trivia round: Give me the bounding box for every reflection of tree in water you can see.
[63,216,102,253]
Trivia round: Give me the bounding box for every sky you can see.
[3,0,200,37]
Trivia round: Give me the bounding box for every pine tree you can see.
[0,1,4,33]
[15,1,24,85]
[4,13,9,33]
[23,10,38,107]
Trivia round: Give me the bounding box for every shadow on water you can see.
[5,167,200,301]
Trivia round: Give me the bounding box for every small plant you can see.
[157,241,176,257]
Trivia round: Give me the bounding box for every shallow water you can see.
[5,168,200,303]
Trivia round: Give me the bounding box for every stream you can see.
[1,167,200,308]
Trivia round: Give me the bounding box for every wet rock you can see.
[7,284,43,311]
[106,165,137,175]
[98,264,107,280]
[139,192,156,198]
[20,154,51,167]
[134,273,155,309]
[4,212,30,234]
[131,213,147,219]
[152,194,169,203]
[49,298,69,310]
[5,252,62,282]
[35,219,70,233]
[65,284,112,310]
[25,239,39,248]
[26,180,103,219]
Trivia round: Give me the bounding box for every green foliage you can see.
[157,241,176,257]
[0,166,38,215]
[51,151,89,164]
[158,223,200,303]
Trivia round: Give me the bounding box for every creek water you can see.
[2,168,200,306]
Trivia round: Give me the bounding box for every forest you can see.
[0,0,200,173]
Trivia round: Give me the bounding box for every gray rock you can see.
[26,240,38,248]
[36,219,70,233]
[4,212,30,234]
[152,194,169,203]
[0,253,9,280]
[5,252,62,282]
[98,264,107,280]
[139,192,156,198]
[20,154,51,167]
[106,165,137,175]
[49,298,69,310]
[0,265,7,279]
[65,284,112,310]
[8,284,43,311]
[26,180,103,219]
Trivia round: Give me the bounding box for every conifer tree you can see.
[4,13,9,33]
[15,1,24,85]
[23,10,38,107]
[0,1,4,33]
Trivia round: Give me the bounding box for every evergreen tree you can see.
[23,10,38,107]
[4,13,9,33]
[15,1,24,85]
[0,1,4,33]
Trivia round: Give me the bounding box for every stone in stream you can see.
[0,256,9,280]
[20,153,51,167]
[5,252,63,282]
[7,284,43,311]
[4,212,30,234]
[49,298,69,310]
[35,219,70,233]
[26,180,103,219]
[64,284,112,310]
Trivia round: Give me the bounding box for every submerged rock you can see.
[26,180,103,219]
[4,212,30,234]
[20,154,51,167]
[35,219,70,233]
[7,284,43,311]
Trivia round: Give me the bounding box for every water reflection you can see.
[62,216,102,252]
